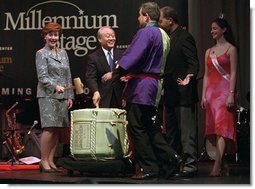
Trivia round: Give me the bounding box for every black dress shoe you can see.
[131,172,158,180]
[172,170,197,179]
[171,154,182,167]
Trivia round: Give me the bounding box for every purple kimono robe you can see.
[118,23,170,106]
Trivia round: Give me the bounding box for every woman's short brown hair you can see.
[41,22,62,38]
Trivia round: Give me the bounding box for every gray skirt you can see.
[38,98,69,128]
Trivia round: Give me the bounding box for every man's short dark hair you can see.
[140,2,160,22]
[161,6,179,23]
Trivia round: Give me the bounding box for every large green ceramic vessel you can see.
[70,108,129,160]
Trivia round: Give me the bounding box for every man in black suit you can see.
[85,26,124,108]
[159,6,199,178]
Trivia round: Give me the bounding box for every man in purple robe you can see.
[113,2,181,180]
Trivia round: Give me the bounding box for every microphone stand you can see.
[9,112,19,165]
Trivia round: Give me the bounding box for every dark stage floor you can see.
[0,158,250,185]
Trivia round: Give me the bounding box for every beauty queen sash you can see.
[210,53,230,82]
[210,50,238,106]
[210,52,238,100]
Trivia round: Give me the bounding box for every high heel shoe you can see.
[209,170,221,177]
[39,163,56,173]
[50,166,62,173]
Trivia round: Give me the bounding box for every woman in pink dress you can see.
[201,17,238,177]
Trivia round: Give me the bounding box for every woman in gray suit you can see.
[35,22,74,173]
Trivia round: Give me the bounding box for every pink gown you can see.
[205,49,236,153]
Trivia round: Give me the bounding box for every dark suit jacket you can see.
[163,26,199,107]
[85,48,124,108]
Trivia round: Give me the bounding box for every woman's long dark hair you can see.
[212,18,236,46]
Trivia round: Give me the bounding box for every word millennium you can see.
[3,10,119,56]
[4,10,118,30]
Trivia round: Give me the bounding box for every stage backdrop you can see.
[0,0,187,116]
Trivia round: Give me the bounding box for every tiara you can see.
[219,13,224,19]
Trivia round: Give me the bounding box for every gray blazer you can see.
[35,45,74,100]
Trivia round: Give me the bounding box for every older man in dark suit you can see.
[85,26,124,108]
